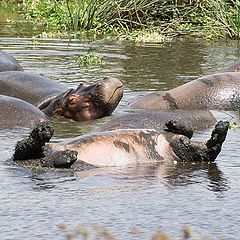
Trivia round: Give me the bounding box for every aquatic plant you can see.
[76,53,105,67]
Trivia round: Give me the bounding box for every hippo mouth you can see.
[89,84,123,117]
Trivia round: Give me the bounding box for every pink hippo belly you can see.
[48,129,180,168]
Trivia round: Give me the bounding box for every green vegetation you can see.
[21,0,240,41]
[76,53,105,67]
[0,0,23,21]
[204,0,240,39]
[229,122,240,130]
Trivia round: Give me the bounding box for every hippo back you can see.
[100,109,216,132]
[0,95,47,129]
[0,71,68,106]
[131,72,240,111]
[169,72,240,110]
[0,51,22,72]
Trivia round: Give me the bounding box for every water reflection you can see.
[72,161,229,196]
[164,162,229,194]
[206,163,230,194]
[122,40,206,91]
[8,151,229,196]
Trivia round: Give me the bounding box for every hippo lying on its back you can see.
[0,95,47,129]
[0,51,22,72]
[0,71,123,121]
[130,72,240,111]
[13,120,229,168]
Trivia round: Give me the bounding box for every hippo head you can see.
[48,77,123,121]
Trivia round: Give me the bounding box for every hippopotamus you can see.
[13,120,229,168]
[0,95,47,129]
[0,51,22,72]
[0,71,123,121]
[130,72,240,111]
[99,109,217,132]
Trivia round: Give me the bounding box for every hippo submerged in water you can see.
[130,72,240,111]
[0,95,47,129]
[0,51,22,72]
[99,109,217,132]
[98,65,240,132]
[101,71,240,133]
[0,51,123,122]
[13,120,229,169]
[0,71,123,121]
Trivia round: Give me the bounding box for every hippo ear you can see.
[76,83,86,91]
[62,89,75,98]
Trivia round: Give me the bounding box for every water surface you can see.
[1,8,240,240]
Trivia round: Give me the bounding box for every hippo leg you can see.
[165,120,193,139]
[13,122,78,168]
[13,122,54,161]
[41,150,78,168]
[168,121,229,162]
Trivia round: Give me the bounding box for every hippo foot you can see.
[170,121,229,163]
[165,120,193,139]
[41,150,78,168]
[13,122,54,161]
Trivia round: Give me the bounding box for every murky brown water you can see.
[1,4,240,240]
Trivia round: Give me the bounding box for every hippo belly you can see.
[0,71,67,106]
[0,51,22,72]
[0,95,47,129]
[13,121,229,168]
[47,120,228,168]
[48,129,180,167]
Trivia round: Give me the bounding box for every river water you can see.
[1,5,240,240]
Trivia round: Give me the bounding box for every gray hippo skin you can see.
[130,72,240,111]
[0,51,22,72]
[100,109,217,132]
[13,120,229,168]
[0,95,47,129]
[0,71,123,121]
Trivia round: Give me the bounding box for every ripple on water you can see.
[1,24,240,239]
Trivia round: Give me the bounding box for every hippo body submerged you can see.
[100,109,217,132]
[0,71,66,105]
[0,51,22,72]
[0,71,123,121]
[130,72,240,111]
[0,95,47,129]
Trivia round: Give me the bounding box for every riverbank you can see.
[6,0,240,43]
